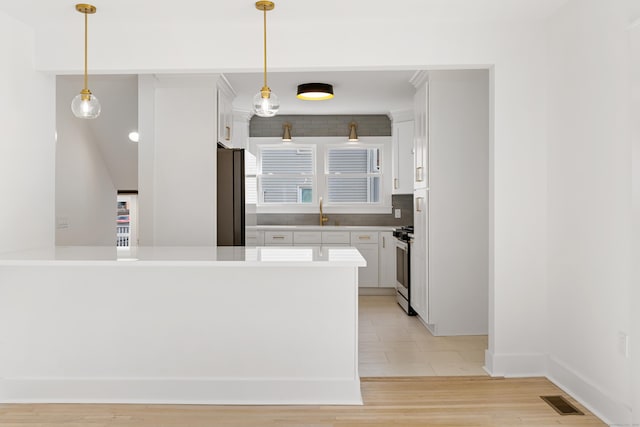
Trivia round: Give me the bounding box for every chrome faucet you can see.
[319,197,329,226]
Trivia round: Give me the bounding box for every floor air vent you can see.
[540,395,584,415]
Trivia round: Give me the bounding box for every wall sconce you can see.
[348,122,359,142]
[282,123,292,142]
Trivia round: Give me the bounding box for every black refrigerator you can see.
[217,147,245,246]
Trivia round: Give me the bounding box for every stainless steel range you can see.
[393,225,416,315]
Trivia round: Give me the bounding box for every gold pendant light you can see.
[71,4,101,119]
[252,1,279,117]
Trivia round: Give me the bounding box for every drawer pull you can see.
[358,235,371,240]
[394,178,399,189]
[272,236,286,239]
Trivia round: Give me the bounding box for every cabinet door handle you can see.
[416,197,424,212]
[394,178,399,189]
[225,126,231,141]
[416,166,424,182]
[382,236,386,248]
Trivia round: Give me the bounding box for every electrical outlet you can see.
[394,209,401,219]
[618,332,629,358]
[56,217,69,229]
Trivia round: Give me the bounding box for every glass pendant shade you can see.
[71,91,101,119]
[253,90,279,117]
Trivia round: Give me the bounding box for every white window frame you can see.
[254,142,317,211]
[324,143,384,206]
[249,136,392,214]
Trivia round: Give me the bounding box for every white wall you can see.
[546,1,636,424]
[12,4,640,420]
[0,11,55,254]
[428,70,489,336]
[138,75,217,246]
[631,18,640,427]
[9,7,552,379]
[55,78,117,246]
[68,75,139,191]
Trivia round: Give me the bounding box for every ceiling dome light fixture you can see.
[71,4,101,119]
[128,131,140,142]
[252,1,279,117]
[296,83,334,101]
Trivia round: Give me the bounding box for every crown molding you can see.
[232,108,253,121]
[409,70,429,89]
[388,109,414,123]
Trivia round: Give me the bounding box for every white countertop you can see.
[252,225,397,232]
[0,246,366,267]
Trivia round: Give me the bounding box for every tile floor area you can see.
[359,295,489,377]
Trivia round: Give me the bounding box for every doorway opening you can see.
[117,192,138,249]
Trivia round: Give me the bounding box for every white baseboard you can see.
[0,377,363,405]
[358,287,395,296]
[484,350,546,377]
[547,356,632,426]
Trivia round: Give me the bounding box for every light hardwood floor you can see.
[0,296,605,426]
[359,295,488,376]
[0,377,605,426]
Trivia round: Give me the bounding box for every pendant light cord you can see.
[262,5,268,90]
[84,11,88,92]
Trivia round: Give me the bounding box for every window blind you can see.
[326,147,380,203]
[259,147,314,204]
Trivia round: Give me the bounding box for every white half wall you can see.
[0,262,361,404]
[546,1,635,424]
[0,11,55,254]
[138,75,217,246]
[55,78,117,246]
[428,70,489,336]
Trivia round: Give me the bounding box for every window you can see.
[251,137,391,213]
[326,147,381,204]
[258,146,315,204]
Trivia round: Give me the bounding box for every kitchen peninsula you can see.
[0,246,365,405]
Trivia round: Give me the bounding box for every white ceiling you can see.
[0,0,568,29]
[17,0,569,190]
[225,70,418,115]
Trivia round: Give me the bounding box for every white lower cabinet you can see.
[411,188,429,321]
[293,231,321,245]
[264,231,293,245]
[257,228,395,288]
[351,231,379,288]
[321,231,350,245]
[378,231,396,288]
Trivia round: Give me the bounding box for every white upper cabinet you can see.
[411,72,429,189]
[217,76,236,147]
[391,113,415,195]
